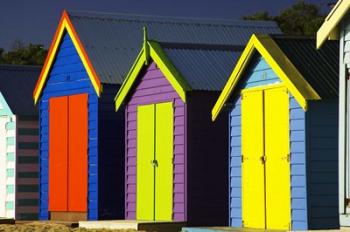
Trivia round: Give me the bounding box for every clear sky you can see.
[0,0,331,50]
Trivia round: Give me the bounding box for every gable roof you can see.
[33,10,281,104]
[0,65,41,116]
[317,0,350,48]
[114,34,242,111]
[212,34,339,121]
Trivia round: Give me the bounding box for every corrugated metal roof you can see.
[161,43,242,91]
[67,10,281,85]
[272,36,339,98]
[0,65,41,115]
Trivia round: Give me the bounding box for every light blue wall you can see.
[39,32,99,220]
[290,97,308,230]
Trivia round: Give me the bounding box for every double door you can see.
[136,102,173,221]
[241,85,291,230]
[48,94,88,213]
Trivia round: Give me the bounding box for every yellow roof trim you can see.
[211,34,321,121]
[317,0,350,48]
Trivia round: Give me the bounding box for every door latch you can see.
[151,159,158,167]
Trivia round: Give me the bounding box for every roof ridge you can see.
[67,10,278,27]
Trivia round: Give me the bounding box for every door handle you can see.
[151,159,158,167]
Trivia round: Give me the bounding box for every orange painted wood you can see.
[68,94,88,212]
[48,96,68,211]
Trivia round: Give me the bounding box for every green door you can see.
[137,102,173,221]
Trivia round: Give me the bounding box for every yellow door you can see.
[241,90,265,229]
[264,87,291,230]
[136,102,174,221]
[137,104,155,220]
[155,102,173,221]
[241,85,291,230]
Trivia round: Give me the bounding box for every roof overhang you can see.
[114,34,191,111]
[211,34,321,121]
[33,10,102,104]
[317,0,350,49]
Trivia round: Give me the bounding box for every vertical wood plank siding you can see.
[125,62,186,221]
[16,116,39,220]
[39,32,99,220]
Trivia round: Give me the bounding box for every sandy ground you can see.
[0,222,141,232]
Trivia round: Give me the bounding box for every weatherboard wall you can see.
[16,116,40,220]
[306,99,339,229]
[97,84,125,219]
[125,62,186,221]
[0,94,16,219]
[39,32,99,220]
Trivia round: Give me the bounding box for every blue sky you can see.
[0,0,331,50]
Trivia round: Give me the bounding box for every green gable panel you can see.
[6,121,15,130]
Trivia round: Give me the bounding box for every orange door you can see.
[49,96,68,211]
[68,94,88,212]
[48,94,88,213]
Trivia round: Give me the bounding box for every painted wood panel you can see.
[306,99,339,229]
[97,84,125,219]
[125,62,185,221]
[39,32,99,220]
[16,116,39,220]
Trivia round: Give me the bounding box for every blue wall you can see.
[39,32,99,220]
[306,99,339,229]
[228,54,308,230]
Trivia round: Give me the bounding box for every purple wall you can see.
[125,62,186,221]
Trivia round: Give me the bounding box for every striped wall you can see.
[125,62,186,221]
[39,32,99,220]
[0,93,16,219]
[16,116,39,220]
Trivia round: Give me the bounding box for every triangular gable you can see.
[211,34,321,121]
[0,92,13,116]
[33,10,101,104]
[114,33,191,111]
[317,0,350,48]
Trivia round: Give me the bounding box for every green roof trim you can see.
[114,38,191,111]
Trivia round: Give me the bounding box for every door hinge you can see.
[282,154,291,162]
[241,155,248,162]
[260,155,267,163]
